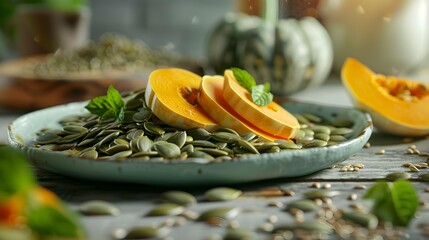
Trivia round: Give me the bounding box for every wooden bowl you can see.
[0,55,203,110]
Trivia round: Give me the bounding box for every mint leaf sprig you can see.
[231,67,273,107]
[85,85,125,122]
[364,179,419,227]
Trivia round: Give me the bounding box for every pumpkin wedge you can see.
[145,68,218,131]
[223,70,300,139]
[342,58,429,136]
[199,75,285,141]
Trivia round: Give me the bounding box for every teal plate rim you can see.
[8,101,373,186]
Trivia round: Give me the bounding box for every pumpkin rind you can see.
[145,68,218,131]
[341,58,429,136]
[223,70,299,139]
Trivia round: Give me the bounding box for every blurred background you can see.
[0,0,428,110]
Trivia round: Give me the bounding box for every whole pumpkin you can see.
[207,12,333,96]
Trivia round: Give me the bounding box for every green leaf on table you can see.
[251,84,273,107]
[0,146,36,201]
[364,180,419,227]
[231,67,256,92]
[26,205,85,238]
[85,85,125,122]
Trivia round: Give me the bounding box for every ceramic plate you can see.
[8,101,372,186]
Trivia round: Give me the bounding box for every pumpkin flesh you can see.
[342,58,429,136]
[199,75,284,141]
[145,68,218,131]
[223,70,299,139]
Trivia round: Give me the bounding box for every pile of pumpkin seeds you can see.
[27,33,190,75]
[33,89,354,162]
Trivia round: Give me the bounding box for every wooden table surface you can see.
[1,75,429,240]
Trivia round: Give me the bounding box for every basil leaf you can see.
[0,146,36,201]
[26,205,85,238]
[85,85,125,122]
[391,180,419,226]
[231,67,256,92]
[251,84,274,107]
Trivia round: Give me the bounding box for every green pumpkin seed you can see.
[303,140,327,148]
[241,133,257,142]
[152,141,181,159]
[215,127,240,135]
[199,148,229,157]
[186,128,211,140]
[275,140,301,149]
[78,200,120,216]
[310,125,331,134]
[329,135,348,142]
[314,133,330,142]
[342,211,378,229]
[224,228,254,240]
[79,150,98,159]
[59,133,84,144]
[188,150,215,160]
[143,122,165,135]
[63,125,88,134]
[386,172,411,181]
[111,150,133,159]
[204,187,242,201]
[166,131,187,148]
[96,131,121,147]
[160,191,197,206]
[146,203,185,216]
[332,120,354,127]
[132,109,152,122]
[285,199,318,212]
[330,127,353,135]
[124,226,170,239]
[294,114,310,124]
[137,136,153,152]
[105,144,129,155]
[304,189,340,199]
[254,142,279,151]
[276,220,332,234]
[126,129,145,140]
[264,146,281,153]
[190,140,218,148]
[293,130,306,140]
[302,113,323,123]
[210,132,241,143]
[237,139,259,154]
[130,151,159,158]
[198,207,241,221]
[181,144,194,154]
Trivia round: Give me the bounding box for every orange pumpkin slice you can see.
[223,70,300,139]
[342,58,429,136]
[145,68,218,131]
[199,75,286,141]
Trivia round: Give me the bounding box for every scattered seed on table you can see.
[310,182,321,189]
[409,164,420,172]
[282,189,295,197]
[376,149,385,155]
[347,193,358,201]
[354,185,367,190]
[364,142,371,148]
[322,183,332,189]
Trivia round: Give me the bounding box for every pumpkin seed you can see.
[124,226,170,239]
[302,113,323,123]
[160,191,197,206]
[215,127,240,136]
[314,133,330,142]
[330,127,353,135]
[186,128,211,140]
[78,200,120,216]
[181,144,194,154]
[385,172,411,181]
[188,150,215,160]
[110,150,133,160]
[190,140,218,148]
[275,139,301,149]
[294,114,310,124]
[146,203,185,216]
[237,139,259,154]
[275,219,332,234]
[143,122,165,135]
[137,136,153,152]
[126,129,145,140]
[166,131,187,148]
[329,135,348,142]
[304,189,340,199]
[198,207,241,221]
[63,125,88,134]
[223,228,254,240]
[105,144,130,155]
[310,125,331,134]
[204,187,242,201]
[240,132,257,142]
[303,140,327,148]
[342,211,378,229]
[285,199,318,212]
[152,141,181,159]
[210,132,241,143]
[199,148,229,157]
[79,149,98,159]
[132,109,152,122]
